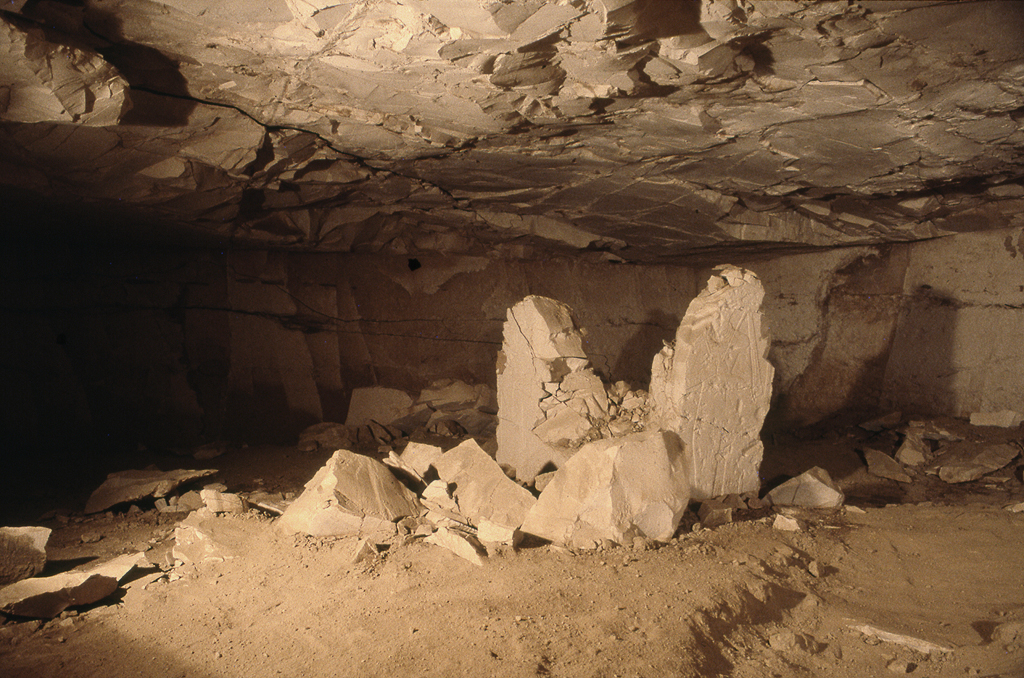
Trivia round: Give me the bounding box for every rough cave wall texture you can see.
[0,248,695,450]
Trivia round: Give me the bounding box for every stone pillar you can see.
[649,266,773,500]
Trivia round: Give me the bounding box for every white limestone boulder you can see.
[433,439,536,541]
[649,265,774,500]
[276,449,420,537]
[520,430,691,549]
[496,295,604,482]
[766,467,844,508]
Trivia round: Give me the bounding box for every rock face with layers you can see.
[277,449,420,537]
[650,266,774,500]
[496,295,606,482]
[520,430,691,549]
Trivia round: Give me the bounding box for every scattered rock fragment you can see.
[772,515,801,532]
[851,624,953,655]
[862,448,913,483]
[350,539,378,565]
[649,266,773,500]
[520,430,690,549]
[895,431,928,467]
[930,443,1020,484]
[276,449,420,537]
[172,510,249,565]
[0,527,50,586]
[200,489,247,514]
[0,552,145,618]
[85,468,218,514]
[396,441,444,480]
[969,410,1024,428]
[434,439,536,543]
[425,527,486,567]
[766,467,844,508]
[698,500,733,529]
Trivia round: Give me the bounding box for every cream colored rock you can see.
[496,295,599,482]
[649,266,774,500]
[934,443,1020,484]
[200,488,247,513]
[0,551,144,618]
[0,527,50,586]
[862,448,912,484]
[425,527,486,567]
[433,439,536,541]
[172,510,249,565]
[345,387,414,427]
[766,467,844,508]
[276,449,420,537]
[895,432,929,466]
[85,468,218,514]
[520,431,691,549]
[970,410,1024,428]
[397,442,443,479]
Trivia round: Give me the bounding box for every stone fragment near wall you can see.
[0,552,144,618]
[895,432,929,467]
[520,431,691,549]
[276,450,420,537]
[970,410,1024,428]
[420,480,468,528]
[200,489,247,514]
[172,510,249,565]
[698,500,733,529]
[345,387,414,427]
[930,443,1020,484]
[649,265,774,500]
[433,439,536,542]
[496,295,605,482]
[862,448,913,483]
[0,527,50,586]
[398,442,444,480]
[85,468,218,514]
[766,467,844,508]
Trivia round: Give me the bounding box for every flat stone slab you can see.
[85,468,218,514]
[931,443,1020,484]
[970,410,1024,428]
[345,387,414,427]
[425,527,486,567]
[766,467,844,508]
[0,552,145,618]
[863,448,913,483]
[0,527,50,586]
[520,430,690,549]
[276,449,420,537]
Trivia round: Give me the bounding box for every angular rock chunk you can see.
[895,431,929,466]
[433,439,536,541]
[425,527,486,567]
[172,511,250,565]
[0,552,144,618]
[933,443,1020,484]
[649,266,774,500]
[766,467,844,508]
[276,449,420,537]
[345,387,414,427]
[862,448,912,483]
[397,441,444,480]
[0,527,50,586]
[85,468,218,514]
[496,295,602,482]
[520,430,691,549]
[200,489,247,514]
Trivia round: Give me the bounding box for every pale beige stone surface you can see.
[863,448,913,484]
[425,527,486,567]
[0,527,50,586]
[85,468,218,514]
[0,551,144,618]
[276,449,419,536]
[520,431,691,548]
[345,387,414,427]
[173,511,250,565]
[650,266,773,500]
[766,467,844,509]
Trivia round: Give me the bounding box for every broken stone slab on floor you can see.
[276,449,420,537]
[850,624,954,656]
[394,441,444,480]
[698,500,733,529]
[495,295,601,483]
[425,526,486,567]
[520,430,691,549]
[649,265,774,500]
[930,443,1021,484]
[766,467,844,508]
[895,431,929,467]
[345,387,414,427]
[297,422,354,452]
[244,491,290,515]
[862,448,913,483]
[85,468,218,514]
[970,410,1024,428]
[0,551,146,619]
[433,439,536,541]
[0,527,50,586]
[172,510,250,565]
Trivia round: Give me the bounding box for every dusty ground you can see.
[2,418,1023,678]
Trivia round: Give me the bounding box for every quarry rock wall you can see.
[2,227,1021,456]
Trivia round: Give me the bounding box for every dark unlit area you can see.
[2,1,1024,677]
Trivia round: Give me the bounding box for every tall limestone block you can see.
[496,296,605,482]
[649,266,774,500]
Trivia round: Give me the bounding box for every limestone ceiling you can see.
[2,0,1023,262]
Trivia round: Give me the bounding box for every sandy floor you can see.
[2,420,1022,678]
